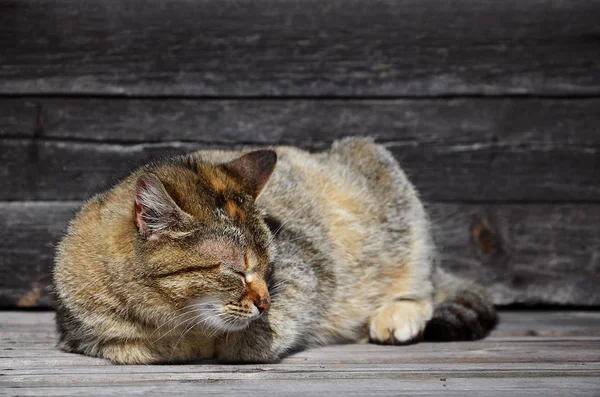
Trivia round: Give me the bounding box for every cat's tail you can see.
[423,267,497,341]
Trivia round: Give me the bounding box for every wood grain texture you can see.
[1,312,599,396]
[2,378,598,397]
[1,0,599,96]
[1,138,597,202]
[495,311,600,337]
[0,140,199,202]
[4,311,600,339]
[2,98,598,202]
[0,202,79,308]
[428,204,600,305]
[3,97,600,144]
[1,202,598,308]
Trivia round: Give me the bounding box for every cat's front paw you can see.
[369,300,433,344]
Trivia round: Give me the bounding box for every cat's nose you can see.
[254,298,270,314]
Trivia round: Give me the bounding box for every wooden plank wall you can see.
[0,0,599,308]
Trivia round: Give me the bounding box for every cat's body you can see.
[54,138,496,364]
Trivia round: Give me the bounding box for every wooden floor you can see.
[1,311,599,396]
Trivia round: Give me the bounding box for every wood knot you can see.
[471,216,499,255]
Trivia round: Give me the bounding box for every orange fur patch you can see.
[210,175,227,193]
[245,278,270,304]
[225,200,245,222]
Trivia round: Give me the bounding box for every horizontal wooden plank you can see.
[2,98,598,202]
[1,312,599,397]
[0,140,200,202]
[1,202,598,308]
[428,204,600,305]
[3,363,600,381]
[1,0,599,96]
[3,338,599,366]
[1,138,597,202]
[3,361,600,378]
[2,377,598,397]
[495,312,600,337]
[3,312,599,339]
[2,346,598,370]
[1,313,599,363]
[3,98,600,145]
[0,202,77,308]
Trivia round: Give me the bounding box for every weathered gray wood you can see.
[3,362,600,380]
[0,202,79,308]
[495,312,600,337]
[1,0,599,96]
[0,140,202,202]
[386,141,598,203]
[1,202,598,307]
[2,97,599,202]
[3,98,600,145]
[1,378,598,397]
[1,312,599,396]
[428,204,600,305]
[4,312,599,339]
[1,138,598,202]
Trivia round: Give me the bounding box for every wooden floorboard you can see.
[1,311,599,396]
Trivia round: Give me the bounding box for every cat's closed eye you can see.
[231,269,246,285]
[151,263,220,279]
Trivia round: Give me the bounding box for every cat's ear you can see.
[224,150,277,199]
[134,173,191,240]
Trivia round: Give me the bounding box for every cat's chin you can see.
[208,315,254,333]
[219,318,253,332]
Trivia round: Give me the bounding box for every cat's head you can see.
[132,150,277,332]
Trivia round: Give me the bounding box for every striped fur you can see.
[53,138,496,364]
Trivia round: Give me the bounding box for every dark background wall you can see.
[1,0,599,308]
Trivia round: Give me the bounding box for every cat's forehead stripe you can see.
[225,200,245,222]
[203,166,242,194]
[210,174,227,193]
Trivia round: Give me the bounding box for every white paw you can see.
[369,300,433,344]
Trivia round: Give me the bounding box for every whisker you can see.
[154,311,203,343]
[168,312,207,361]
[195,311,230,333]
[278,234,311,246]
[269,280,288,290]
[207,314,234,339]
[146,307,197,342]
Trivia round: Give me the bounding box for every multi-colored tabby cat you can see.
[53,138,496,364]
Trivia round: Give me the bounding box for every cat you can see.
[53,137,496,364]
